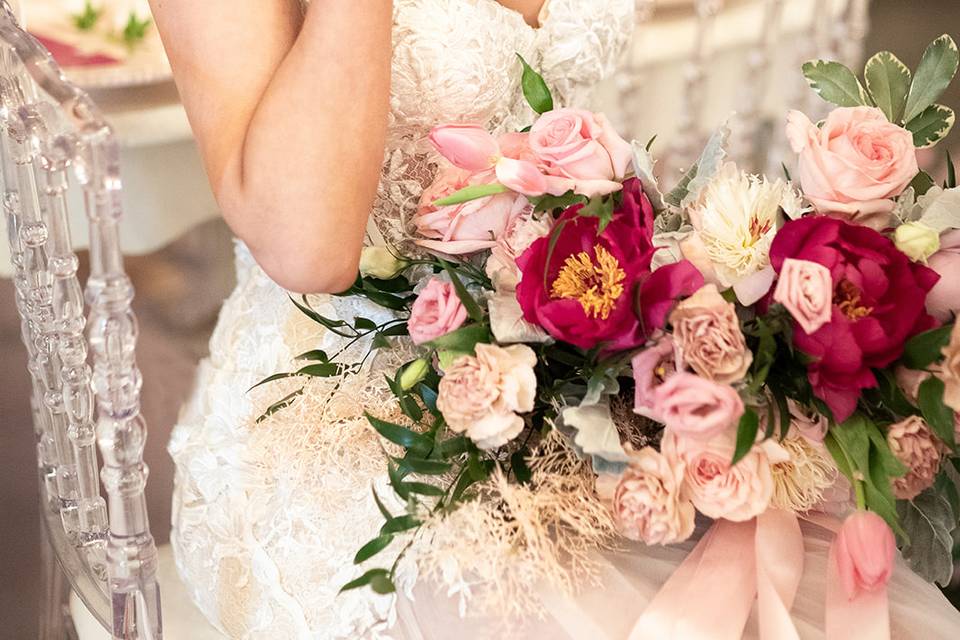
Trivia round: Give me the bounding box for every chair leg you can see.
[39,518,69,640]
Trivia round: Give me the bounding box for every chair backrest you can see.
[0,3,161,638]
[617,0,871,178]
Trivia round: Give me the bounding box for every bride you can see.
[149,0,960,638]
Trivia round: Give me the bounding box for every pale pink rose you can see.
[887,415,943,500]
[415,167,530,255]
[925,229,960,322]
[485,213,552,291]
[894,365,932,404]
[940,322,960,413]
[529,108,631,197]
[436,344,537,449]
[788,399,829,444]
[631,335,682,421]
[653,373,744,441]
[669,284,752,383]
[407,278,468,345]
[786,107,918,229]
[612,447,695,545]
[773,258,833,335]
[662,430,786,522]
[429,123,500,172]
[832,511,895,599]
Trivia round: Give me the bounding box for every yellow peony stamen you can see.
[550,244,626,319]
[835,280,873,320]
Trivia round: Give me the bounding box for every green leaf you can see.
[732,408,760,465]
[897,489,956,586]
[438,435,471,458]
[441,262,484,323]
[532,191,588,213]
[353,535,394,564]
[433,183,510,207]
[874,368,918,417]
[371,487,393,520]
[906,104,956,148]
[394,456,452,475]
[340,568,390,593]
[387,461,411,500]
[947,149,958,189]
[371,573,397,594]
[577,197,616,234]
[517,53,554,114]
[73,1,102,30]
[918,377,956,450]
[403,481,446,497]
[298,363,346,378]
[864,51,912,123]
[802,60,872,107]
[909,170,937,197]
[902,324,954,369]
[366,413,432,452]
[380,515,421,534]
[296,349,329,362]
[903,34,960,124]
[354,317,378,331]
[511,449,533,484]
[425,323,491,353]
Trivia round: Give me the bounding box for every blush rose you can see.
[407,278,468,345]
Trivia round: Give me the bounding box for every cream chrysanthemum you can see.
[771,432,838,513]
[683,163,803,304]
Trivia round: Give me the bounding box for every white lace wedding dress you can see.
[168,1,960,639]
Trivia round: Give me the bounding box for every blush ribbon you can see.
[629,511,892,640]
[628,510,803,640]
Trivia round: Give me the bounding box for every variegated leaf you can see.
[802,60,872,108]
[864,51,912,123]
[907,103,955,148]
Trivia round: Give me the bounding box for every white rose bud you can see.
[894,222,940,263]
[359,246,407,279]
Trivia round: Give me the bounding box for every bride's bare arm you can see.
[148,0,392,293]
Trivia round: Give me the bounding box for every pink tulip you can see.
[832,511,895,600]
[429,124,500,172]
[495,157,547,196]
[926,229,960,322]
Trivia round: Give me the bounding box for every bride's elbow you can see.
[254,243,360,294]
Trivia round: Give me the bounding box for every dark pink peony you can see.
[515,178,703,351]
[770,216,939,422]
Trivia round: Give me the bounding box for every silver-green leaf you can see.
[864,51,912,123]
[802,60,872,108]
[906,104,956,148]
[897,490,956,586]
[904,34,960,124]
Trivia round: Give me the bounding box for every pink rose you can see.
[662,430,786,522]
[612,447,695,545]
[669,284,752,384]
[408,278,468,345]
[773,258,833,335]
[415,167,530,255]
[786,107,918,229]
[894,365,931,404]
[529,108,632,197]
[631,335,682,420]
[653,373,744,441]
[832,511,895,599]
[887,415,942,500]
[788,399,829,444]
[925,229,960,322]
[436,344,537,449]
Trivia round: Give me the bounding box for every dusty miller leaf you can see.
[897,490,956,586]
[559,401,629,475]
[663,123,731,209]
[631,139,667,213]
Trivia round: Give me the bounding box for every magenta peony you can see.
[515,178,703,351]
[770,216,939,422]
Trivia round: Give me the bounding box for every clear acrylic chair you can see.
[0,1,162,637]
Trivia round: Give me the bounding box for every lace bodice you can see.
[368,0,635,248]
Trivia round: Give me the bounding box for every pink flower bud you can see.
[832,511,895,600]
[429,124,500,172]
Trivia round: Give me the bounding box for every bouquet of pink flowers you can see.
[263,38,960,636]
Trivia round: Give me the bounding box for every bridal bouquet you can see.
[264,37,960,636]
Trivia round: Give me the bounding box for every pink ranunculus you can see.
[773,258,834,335]
[662,430,787,522]
[415,167,530,255]
[653,373,744,441]
[612,447,696,545]
[925,229,960,321]
[528,108,632,197]
[429,123,500,172]
[515,178,704,351]
[832,511,895,599]
[770,216,940,422]
[407,278,468,345]
[786,107,918,229]
[632,335,682,421]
